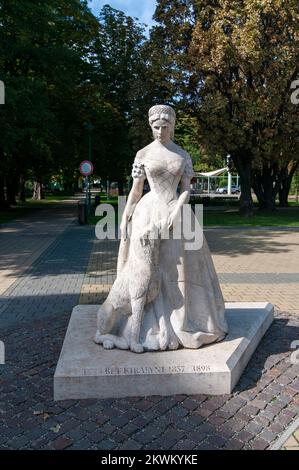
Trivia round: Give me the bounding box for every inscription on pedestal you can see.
[79,364,211,377]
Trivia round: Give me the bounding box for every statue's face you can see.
[151,119,173,144]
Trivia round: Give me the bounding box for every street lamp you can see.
[226,154,232,196]
[84,122,95,212]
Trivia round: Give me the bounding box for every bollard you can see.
[78,201,87,225]
[94,194,101,208]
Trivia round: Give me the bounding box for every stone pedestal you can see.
[54,302,274,400]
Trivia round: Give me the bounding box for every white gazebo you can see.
[193,166,239,195]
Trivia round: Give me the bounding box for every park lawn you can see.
[203,208,299,227]
[89,206,299,227]
[88,194,121,225]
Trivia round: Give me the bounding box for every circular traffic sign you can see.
[79,160,94,176]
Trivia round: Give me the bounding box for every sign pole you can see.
[79,160,94,219]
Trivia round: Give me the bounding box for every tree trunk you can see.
[0,147,8,208]
[0,175,8,208]
[6,176,18,206]
[279,184,290,207]
[117,180,124,196]
[252,163,277,211]
[278,161,298,207]
[7,188,17,205]
[252,171,264,208]
[233,154,253,216]
[19,176,26,202]
[32,181,42,200]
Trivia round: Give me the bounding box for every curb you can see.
[270,418,299,450]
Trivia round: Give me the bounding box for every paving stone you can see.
[235,430,255,443]
[226,418,246,433]
[134,426,163,444]
[171,439,197,450]
[207,414,226,427]
[68,438,92,450]
[64,427,87,441]
[52,436,73,450]
[88,430,105,443]
[216,424,235,439]
[224,439,244,450]
[245,422,264,435]
[204,435,227,449]
[259,429,276,443]
[249,438,269,450]
[239,405,260,417]
[119,439,143,450]
[182,398,199,411]
[121,423,140,437]
[249,398,267,410]
[93,439,117,450]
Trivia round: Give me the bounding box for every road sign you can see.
[79,160,94,176]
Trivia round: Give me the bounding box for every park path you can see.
[0,200,79,296]
[0,199,95,327]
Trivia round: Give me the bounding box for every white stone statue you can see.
[94,104,228,353]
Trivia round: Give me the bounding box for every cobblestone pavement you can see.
[0,310,298,450]
[0,222,299,450]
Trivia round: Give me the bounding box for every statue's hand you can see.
[167,208,180,231]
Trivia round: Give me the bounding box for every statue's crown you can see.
[148,105,176,124]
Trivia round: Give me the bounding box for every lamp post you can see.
[227,154,232,196]
[84,122,94,212]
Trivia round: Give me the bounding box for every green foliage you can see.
[152,0,299,213]
[0,1,150,200]
[1,0,298,213]
[0,0,99,202]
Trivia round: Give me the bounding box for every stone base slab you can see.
[54,302,274,400]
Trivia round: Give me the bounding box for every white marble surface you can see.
[54,302,274,399]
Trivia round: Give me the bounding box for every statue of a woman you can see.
[95,105,228,352]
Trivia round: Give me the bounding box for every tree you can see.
[153,0,299,214]
[90,6,148,190]
[0,0,99,204]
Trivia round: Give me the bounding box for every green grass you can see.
[88,205,299,227]
[2,193,298,228]
[286,200,299,207]
[203,208,299,227]
[87,194,119,225]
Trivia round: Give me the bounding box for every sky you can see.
[88,0,157,31]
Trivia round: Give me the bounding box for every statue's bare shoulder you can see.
[135,141,156,161]
[136,141,190,161]
[170,142,190,159]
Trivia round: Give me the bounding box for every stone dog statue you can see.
[94,224,162,353]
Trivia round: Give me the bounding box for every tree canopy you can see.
[0,0,298,212]
[152,0,299,213]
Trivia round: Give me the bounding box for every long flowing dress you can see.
[105,140,228,350]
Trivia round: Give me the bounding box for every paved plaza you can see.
[0,204,298,450]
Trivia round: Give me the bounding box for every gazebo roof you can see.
[195,167,228,177]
